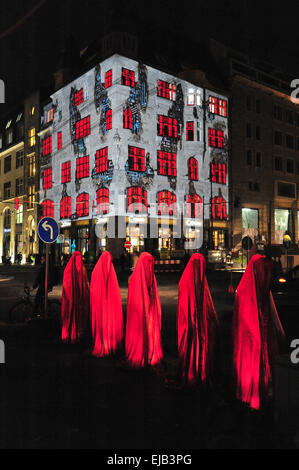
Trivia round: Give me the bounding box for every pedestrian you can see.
[61,251,90,344]
[32,255,52,316]
[177,254,219,385]
[90,252,124,357]
[232,254,285,411]
[126,252,163,368]
[131,249,139,272]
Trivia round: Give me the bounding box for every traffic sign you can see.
[125,241,132,250]
[242,236,253,252]
[38,217,59,244]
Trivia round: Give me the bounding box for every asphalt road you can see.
[0,266,297,449]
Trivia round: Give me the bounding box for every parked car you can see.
[272,265,299,302]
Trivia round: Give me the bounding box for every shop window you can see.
[97,188,110,215]
[124,108,133,130]
[106,109,112,131]
[242,208,259,230]
[158,115,178,139]
[74,89,84,107]
[122,68,135,87]
[188,158,199,181]
[57,132,62,150]
[208,129,225,149]
[77,193,89,218]
[43,168,53,190]
[186,122,195,141]
[42,136,52,156]
[211,163,227,185]
[16,205,23,225]
[105,69,113,88]
[157,80,176,101]
[158,151,177,177]
[42,200,54,219]
[76,156,90,180]
[212,196,227,220]
[129,146,146,172]
[96,147,108,174]
[127,187,148,214]
[187,194,202,219]
[158,191,177,217]
[60,196,72,220]
[75,116,91,140]
[62,161,71,184]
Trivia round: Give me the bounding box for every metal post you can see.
[45,244,49,320]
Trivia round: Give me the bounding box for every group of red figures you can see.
[61,251,285,412]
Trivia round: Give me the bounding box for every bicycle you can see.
[9,285,61,325]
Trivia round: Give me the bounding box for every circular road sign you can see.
[38,217,59,244]
[242,236,253,252]
[125,241,132,250]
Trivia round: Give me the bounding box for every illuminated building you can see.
[40,54,229,260]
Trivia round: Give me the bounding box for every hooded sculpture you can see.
[126,252,163,368]
[90,252,124,357]
[178,253,219,384]
[233,254,285,410]
[61,252,90,344]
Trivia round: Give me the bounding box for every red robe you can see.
[178,253,219,384]
[126,252,163,368]
[61,252,90,344]
[233,255,285,410]
[90,252,124,357]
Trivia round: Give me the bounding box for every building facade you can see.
[39,54,229,261]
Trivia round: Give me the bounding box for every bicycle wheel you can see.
[9,301,34,324]
[47,300,61,320]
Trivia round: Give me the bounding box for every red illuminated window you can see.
[158,116,178,139]
[76,156,90,180]
[212,196,227,220]
[57,132,62,150]
[62,161,71,184]
[186,122,195,141]
[106,109,112,131]
[96,147,108,174]
[187,194,202,219]
[188,158,199,181]
[60,196,71,220]
[124,108,133,130]
[76,116,91,140]
[97,188,110,215]
[75,89,84,107]
[129,146,146,172]
[158,81,176,101]
[105,70,113,88]
[122,68,135,87]
[208,129,225,149]
[211,163,227,185]
[157,151,177,177]
[42,200,54,218]
[43,136,52,156]
[127,187,148,213]
[76,193,89,218]
[209,96,228,117]
[158,191,177,217]
[43,168,53,190]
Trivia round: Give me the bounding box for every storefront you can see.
[275,209,292,245]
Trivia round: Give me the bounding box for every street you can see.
[0,265,297,449]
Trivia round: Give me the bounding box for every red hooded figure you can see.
[233,255,285,410]
[126,252,163,368]
[178,254,219,385]
[61,252,90,344]
[90,252,124,357]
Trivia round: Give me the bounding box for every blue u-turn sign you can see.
[38,217,59,244]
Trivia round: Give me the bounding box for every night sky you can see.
[1,0,299,114]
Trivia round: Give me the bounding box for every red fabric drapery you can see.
[178,254,219,384]
[61,252,90,344]
[233,255,285,410]
[90,252,124,357]
[126,253,163,368]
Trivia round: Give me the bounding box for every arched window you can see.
[212,196,227,221]
[127,187,148,214]
[124,108,133,130]
[158,191,177,217]
[187,194,202,219]
[188,158,199,181]
[76,193,89,218]
[42,200,54,219]
[60,196,72,220]
[97,188,109,215]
